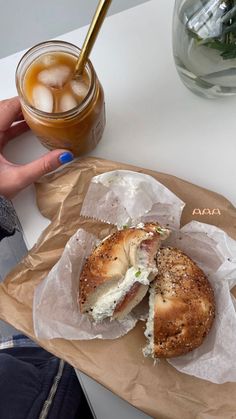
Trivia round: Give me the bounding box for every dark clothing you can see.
[0,337,93,419]
[0,196,18,240]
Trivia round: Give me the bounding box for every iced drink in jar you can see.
[16,41,105,156]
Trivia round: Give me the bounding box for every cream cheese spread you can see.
[92,266,154,322]
[143,288,155,358]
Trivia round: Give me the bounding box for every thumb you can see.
[18,149,74,187]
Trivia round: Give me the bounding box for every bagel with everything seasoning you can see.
[79,223,170,322]
[144,247,215,358]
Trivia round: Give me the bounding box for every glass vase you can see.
[173,0,236,98]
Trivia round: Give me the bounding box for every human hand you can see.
[0,97,74,199]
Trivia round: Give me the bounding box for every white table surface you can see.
[0,1,235,418]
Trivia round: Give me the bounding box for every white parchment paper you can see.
[81,170,185,229]
[33,170,236,383]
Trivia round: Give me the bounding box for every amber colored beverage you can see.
[16,41,105,156]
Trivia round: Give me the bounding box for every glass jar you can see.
[173,0,236,98]
[16,41,105,156]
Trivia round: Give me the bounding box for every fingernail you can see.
[59,152,74,164]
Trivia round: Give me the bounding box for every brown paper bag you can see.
[0,157,236,419]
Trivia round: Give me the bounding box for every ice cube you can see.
[59,93,77,112]
[70,80,89,99]
[39,54,58,67]
[38,65,71,88]
[32,84,54,113]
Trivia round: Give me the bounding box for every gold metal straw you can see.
[74,0,112,77]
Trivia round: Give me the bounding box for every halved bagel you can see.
[79,223,169,322]
[144,247,215,358]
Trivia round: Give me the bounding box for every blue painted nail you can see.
[59,152,74,164]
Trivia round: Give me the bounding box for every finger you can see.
[0,97,22,131]
[1,121,29,148]
[16,150,74,188]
